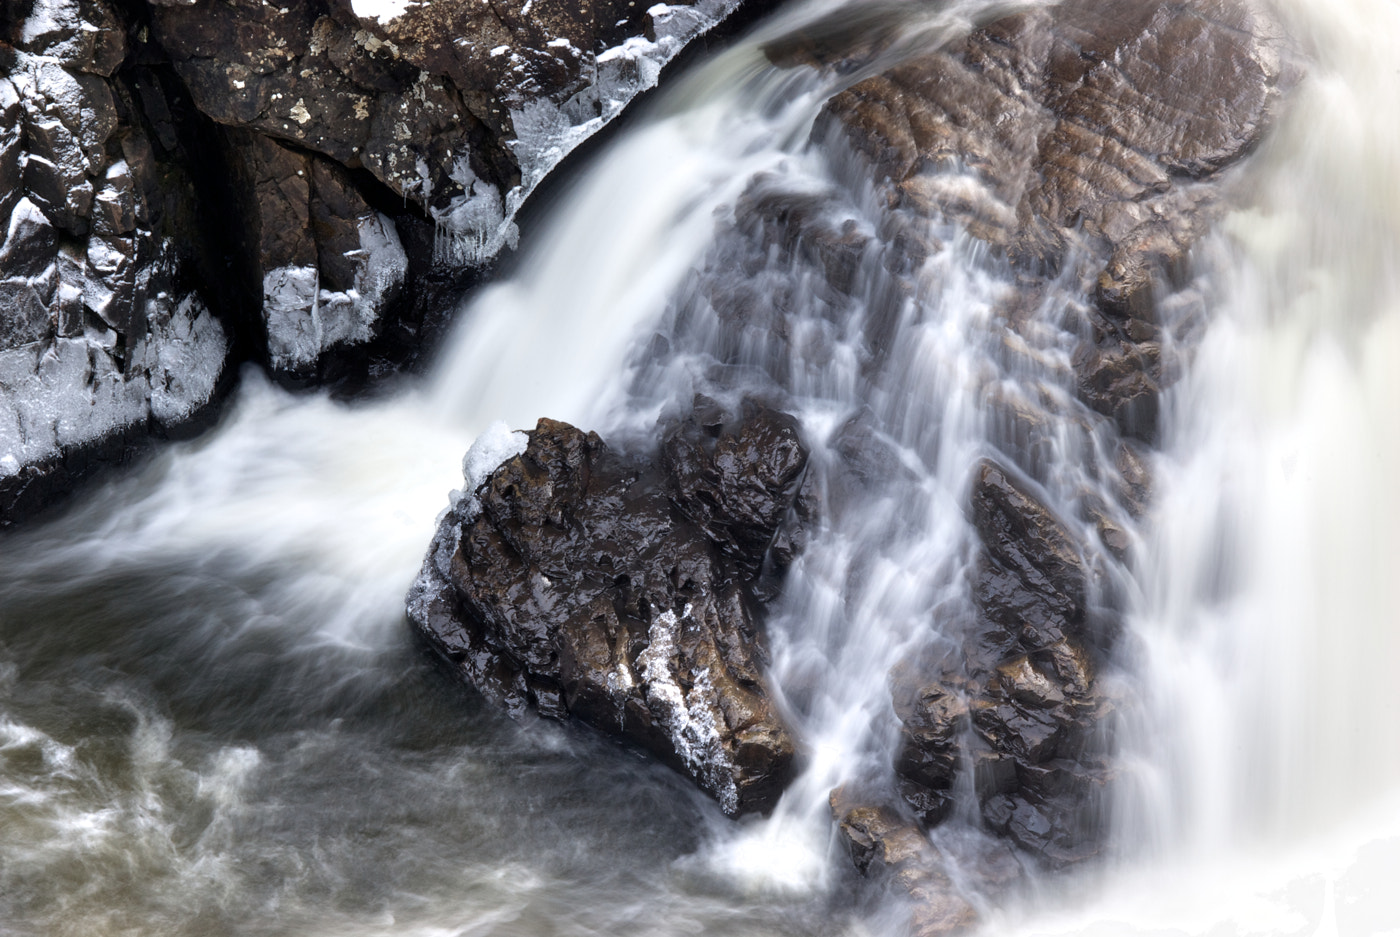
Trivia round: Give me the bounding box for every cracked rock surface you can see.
[146,0,764,374]
[408,399,806,816]
[2,0,229,522]
[2,0,761,521]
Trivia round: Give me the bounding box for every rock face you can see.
[1,0,230,522]
[897,461,1115,869]
[408,399,806,816]
[816,0,1286,443]
[2,0,760,523]
[226,129,407,372]
[145,0,760,375]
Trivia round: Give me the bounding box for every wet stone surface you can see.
[409,399,807,816]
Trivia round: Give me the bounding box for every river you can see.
[1,0,1396,934]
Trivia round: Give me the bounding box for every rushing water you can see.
[1,0,1397,934]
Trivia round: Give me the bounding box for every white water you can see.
[987,0,1400,931]
[2,0,1398,933]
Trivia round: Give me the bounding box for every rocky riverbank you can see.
[1,0,761,523]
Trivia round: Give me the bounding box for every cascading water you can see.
[0,0,1396,934]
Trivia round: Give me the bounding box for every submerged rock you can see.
[409,400,806,816]
[830,789,983,937]
[816,0,1288,442]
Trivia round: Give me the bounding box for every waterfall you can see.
[0,0,1397,932]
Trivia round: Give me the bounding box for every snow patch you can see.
[350,0,416,25]
[450,421,530,519]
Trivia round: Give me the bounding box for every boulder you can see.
[408,399,806,816]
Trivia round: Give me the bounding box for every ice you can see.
[455,421,530,517]
[636,606,740,815]
[261,265,322,370]
[146,294,228,427]
[260,212,406,371]
[427,0,745,271]
[18,0,79,48]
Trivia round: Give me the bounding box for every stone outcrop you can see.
[1,0,230,522]
[737,0,1289,925]
[2,0,761,522]
[899,461,1116,867]
[144,0,761,375]
[225,128,406,372]
[408,398,807,816]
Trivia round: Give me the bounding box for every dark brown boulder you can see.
[408,400,806,816]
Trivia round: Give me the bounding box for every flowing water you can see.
[1,0,1397,934]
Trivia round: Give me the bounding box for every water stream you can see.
[1,0,1396,934]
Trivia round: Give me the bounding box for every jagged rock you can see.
[1,0,230,524]
[830,790,980,936]
[145,0,761,371]
[408,400,806,816]
[890,458,1115,870]
[227,130,406,371]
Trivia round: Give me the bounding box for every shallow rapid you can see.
[1,0,1397,934]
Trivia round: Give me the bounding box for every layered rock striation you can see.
[814,0,1287,444]
[409,399,808,816]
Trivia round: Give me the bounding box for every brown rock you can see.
[830,790,979,936]
[409,401,808,816]
[814,0,1287,444]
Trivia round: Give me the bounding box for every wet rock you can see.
[830,790,979,936]
[815,0,1288,451]
[889,657,967,827]
[144,0,761,371]
[891,458,1116,870]
[662,397,809,577]
[969,460,1088,627]
[1,0,230,524]
[409,401,807,816]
